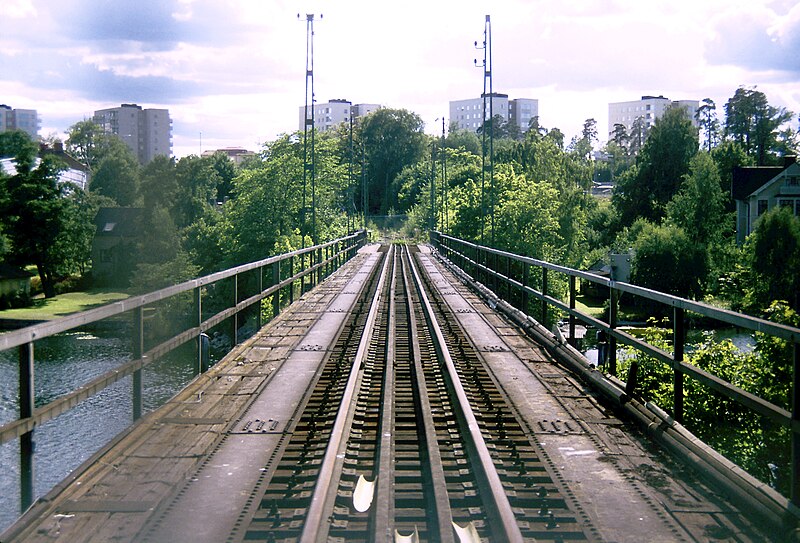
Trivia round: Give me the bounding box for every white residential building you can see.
[0,105,40,140]
[93,104,172,164]
[449,94,539,134]
[298,99,381,132]
[608,96,699,139]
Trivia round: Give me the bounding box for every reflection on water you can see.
[0,328,198,533]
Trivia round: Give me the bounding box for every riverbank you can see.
[0,290,129,329]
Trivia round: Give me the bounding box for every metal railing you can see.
[0,230,367,513]
[431,231,800,505]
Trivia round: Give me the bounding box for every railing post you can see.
[673,307,685,423]
[608,287,619,377]
[19,341,35,512]
[522,264,529,316]
[569,276,576,346]
[273,260,281,317]
[289,256,295,303]
[194,286,203,376]
[506,255,512,301]
[257,266,263,330]
[541,268,548,326]
[132,306,144,421]
[793,330,800,504]
[232,273,239,346]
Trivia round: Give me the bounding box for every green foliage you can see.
[695,98,720,152]
[620,305,797,494]
[0,131,71,298]
[613,107,699,226]
[724,86,794,166]
[359,108,427,215]
[90,139,141,206]
[748,206,800,308]
[631,222,707,299]
[665,152,728,248]
[445,127,481,155]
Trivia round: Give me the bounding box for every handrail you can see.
[0,230,367,514]
[0,231,365,351]
[430,230,800,505]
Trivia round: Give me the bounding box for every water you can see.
[582,327,755,365]
[0,327,198,533]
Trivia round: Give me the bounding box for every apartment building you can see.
[608,96,699,138]
[298,99,381,132]
[93,104,172,164]
[449,94,539,134]
[0,105,40,140]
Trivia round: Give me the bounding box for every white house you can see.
[732,156,799,244]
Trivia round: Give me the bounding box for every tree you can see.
[445,126,481,155]
[174,155,220,228]
[90,140,141,206]
[631,221,707,299]
[0,131,70,298]
[578,118,598,160]
[695,98,720,152]
[628,116,648,156]
[610,123,629,154]
[359,108,427,215]
[666,152,727,248]
[210,152,237,203]
[749,206,800,308]
[65,120,103,169]
[724,87,794,166]
[613,106,699,226]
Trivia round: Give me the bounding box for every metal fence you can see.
[0,230,367,513]
[431,231,800,505]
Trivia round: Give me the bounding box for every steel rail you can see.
[299,245,393,542]
[400,245,456,543]
[407,247,524,542]
[373,247,398,540]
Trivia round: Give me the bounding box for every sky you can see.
[2,0,799,158]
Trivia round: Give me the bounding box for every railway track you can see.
[2,242,773,543]
[242,245,594,542]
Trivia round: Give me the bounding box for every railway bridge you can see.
[0,232,798,542]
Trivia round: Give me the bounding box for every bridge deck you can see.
[1,244,769,542]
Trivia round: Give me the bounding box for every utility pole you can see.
[441,116,448,233]
[300,13,321,249]
[475,15,494,245]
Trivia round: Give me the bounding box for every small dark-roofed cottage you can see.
[91,207,142,286]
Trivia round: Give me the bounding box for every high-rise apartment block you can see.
[449,94,538,134]
[93,104,172,164]
[298,99,381,132]
[608,96,699,138]
[0,105,41,140]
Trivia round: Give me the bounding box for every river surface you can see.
[0,327,200,533]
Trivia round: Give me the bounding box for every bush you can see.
[631,222,706,300]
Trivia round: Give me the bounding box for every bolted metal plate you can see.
[534,419,583,435]
[230,418,284,434]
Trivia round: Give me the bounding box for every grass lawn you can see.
[575,295,605,319]
[0,289,130,321]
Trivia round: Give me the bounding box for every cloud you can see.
[50,0,214,51]
[706,3,800,74]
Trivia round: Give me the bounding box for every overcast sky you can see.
[2,0,799,157]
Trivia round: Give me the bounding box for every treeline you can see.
[1,87,798,317]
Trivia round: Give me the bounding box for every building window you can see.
[758,200,768,216]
